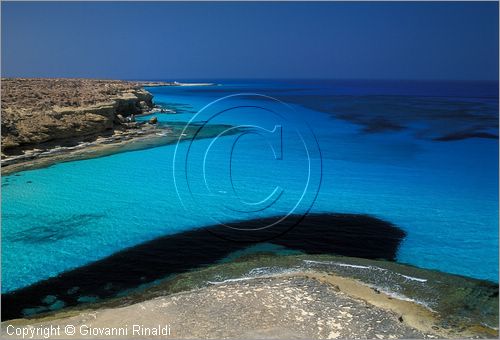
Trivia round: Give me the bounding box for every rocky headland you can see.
[0,78,221,174]
[2,78,153,153]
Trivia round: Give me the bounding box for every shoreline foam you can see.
[1,121,236,175]
[0,79,196,175]
[2,254,498,339]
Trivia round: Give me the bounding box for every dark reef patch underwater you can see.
[2,213,406,320]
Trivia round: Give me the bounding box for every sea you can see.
[2,79,498,304]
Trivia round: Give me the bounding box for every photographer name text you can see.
[5,324,171,339]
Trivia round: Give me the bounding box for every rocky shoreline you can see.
[0,78,216,174]
[1,79,497,339]
[2,254,498,339]
[0,120,237,175]
[2,274,432,339]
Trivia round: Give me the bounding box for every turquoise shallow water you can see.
[2,80,498,293]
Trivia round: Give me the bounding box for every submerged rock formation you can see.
[1,78,154,156]
[1,213,406,320]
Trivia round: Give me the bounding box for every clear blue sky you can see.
[1,1,498,80]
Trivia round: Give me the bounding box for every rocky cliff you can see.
[1,78,154,155]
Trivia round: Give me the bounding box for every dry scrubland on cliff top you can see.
[1,78,154,155]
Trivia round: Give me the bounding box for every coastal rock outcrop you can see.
[1,78,154,156]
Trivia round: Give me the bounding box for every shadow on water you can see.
[2,213,405,320]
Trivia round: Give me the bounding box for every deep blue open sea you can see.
[2,80,498,298]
